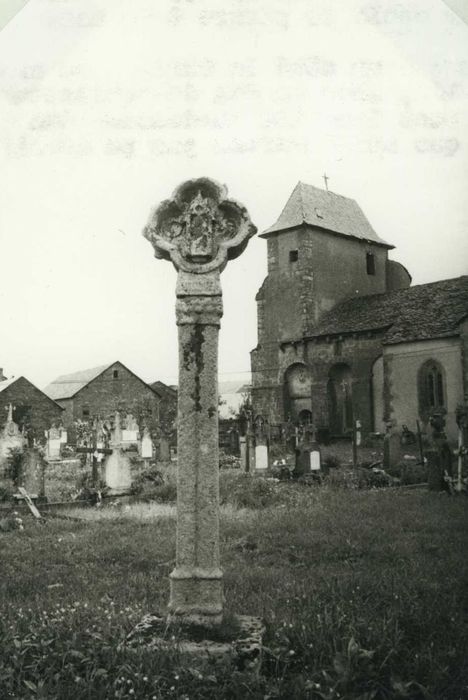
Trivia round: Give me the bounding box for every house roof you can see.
[302,276,468,345]
[0,376,19,394]
[44,361,160,401]
[0,376,64,410]
[261,181,393,248]
[44,364,110,400]
[150,380,177,400]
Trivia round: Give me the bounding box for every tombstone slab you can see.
[23,448,44,496]
[0,404,25,468]
[102,411,132,494]
[103,448,132,495]
[141,426,153,460]
[159,436,171,462]
[383,425,401,471]
[144,177,256,627]
[254,444,268,471]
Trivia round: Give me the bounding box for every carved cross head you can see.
[143,177,257,274]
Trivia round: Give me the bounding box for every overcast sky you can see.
[0,0,467,390]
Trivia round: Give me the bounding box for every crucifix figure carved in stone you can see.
[144,177,257,626]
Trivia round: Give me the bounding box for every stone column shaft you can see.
[168,279,224,624]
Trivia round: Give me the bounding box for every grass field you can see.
[1,482,467,699]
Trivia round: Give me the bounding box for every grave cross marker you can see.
[144,177,256,626]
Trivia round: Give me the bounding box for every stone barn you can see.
[0,375,64,440]
[251,182,468,444]
[44,361,160,429]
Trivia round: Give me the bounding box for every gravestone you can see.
[427,410,453,491]
[159,436,171,462]
[22,448,44,496]
[144,177,256,626]
[239,435,247,471]
[122,413,139,443]
[255,444,268,471]
[47,425,62,459]
[0,404,25,469]
[141,425,153,460]
[295,425,321,477]
[103,412,132,495]
[254,415,268,472]
[383,423,401,471]
[229,427,240,455]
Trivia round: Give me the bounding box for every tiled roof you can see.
[0,376,64,410]
[0,376,19,394]
[261,181,393,248]
[150,380,177,400]
[305,276,468,345]
[44,363,110,400]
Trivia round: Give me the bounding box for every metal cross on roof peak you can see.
[323,173,330,191]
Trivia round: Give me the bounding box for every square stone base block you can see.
[126,614,264,673]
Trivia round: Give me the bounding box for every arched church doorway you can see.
[327,363,353,436]
[284,363,312,424]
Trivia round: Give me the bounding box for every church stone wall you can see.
[259,229,315,343]
[252,332,384,433]
[304,334,384,434]
[386,260,411,291]
[384,337,463,444]
[460,318,468,400]
[305,227,388,325]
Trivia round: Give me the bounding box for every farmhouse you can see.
[251,182,468,444]
[0,374,64,440]
[44,361,160,428]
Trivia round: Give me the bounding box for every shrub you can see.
[147,481,178,503]
[219,472,282,508]
[322,453,341,470]
[72,472,109,503]
[0,511,24,532]
[268,443,294,462]
[387,460,428,485]
[5,447,24,487]
[325,467,392,489]
[0,483,14,502]
[270,460,294,481]
[219,453,241,469]
[131,465,177,503]
[130,465,165,495]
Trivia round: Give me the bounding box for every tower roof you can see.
[261,181,393,248]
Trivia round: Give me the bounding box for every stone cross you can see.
[144,177,256,626]
[111,410,123,446]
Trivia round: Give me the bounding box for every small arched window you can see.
[418,360,445,417]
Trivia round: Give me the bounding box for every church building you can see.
[251,182,468,444]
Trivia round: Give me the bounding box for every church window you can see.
[366,252,375,275]
[418,360,445,416]
[113,369,119,379]
[289,250,298,263]
[82,406,90,418]
[334,339,342,356]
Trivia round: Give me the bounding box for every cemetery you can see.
[0,177,467,699]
